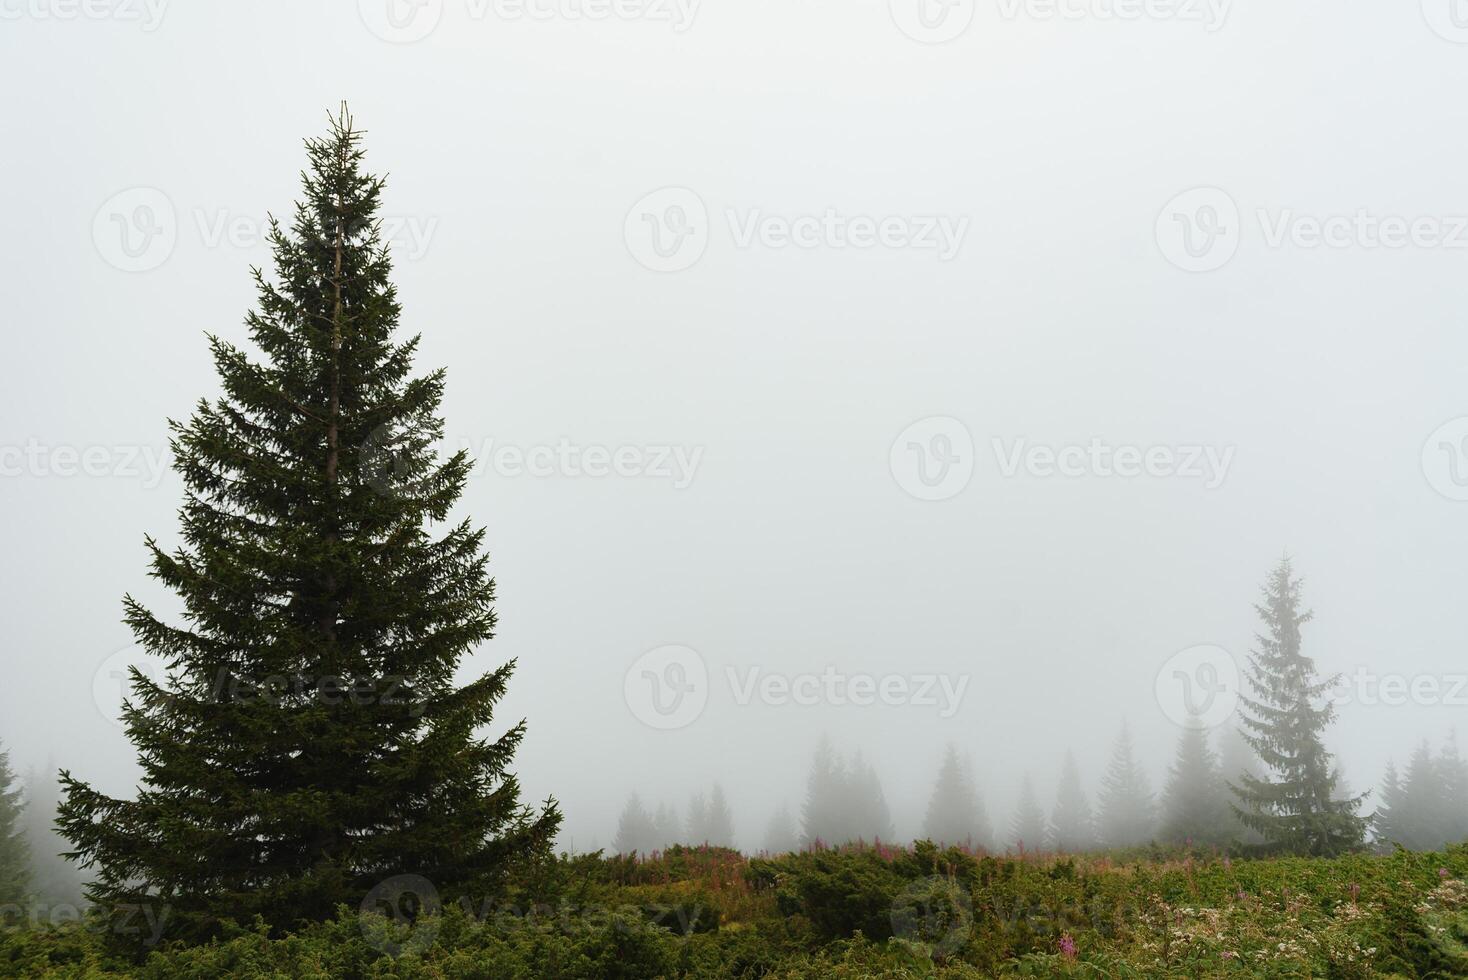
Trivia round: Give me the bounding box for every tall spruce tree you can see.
[1095,722,1156,848]
[0,743,30,905]
[1048,751,1096,852]
[1230,558,1366,856]
[58,108,559,945]
[1159,723,1232,847]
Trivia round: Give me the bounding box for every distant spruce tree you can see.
[704,784,735,848]
[614,795,658,856]
[1095,723,1156,848]
[922,744,991,849]
[1217,726,1265,845]
[762,803,799,855]
[687,784,734,847]
[1374,761,1409,849]
[686,792,709,844]
[1376,738,1468,851]
[800,738,846,847]
[1159,723,1233,847]
[1048,751,1095,852]
[1009,774,1047,853]
[848,752,896,844]
[21,766,85,909]
[1230,558,1366,856]
[1438,733,1468,846]
[800,740,894,846]
[58,108,559,946]
[651,802,681,850]
[0,744,30,905]
[1397,743,1441,851]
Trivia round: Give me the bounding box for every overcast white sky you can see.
[3,0,1468,851]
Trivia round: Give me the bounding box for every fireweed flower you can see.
[1059,934,1078,960]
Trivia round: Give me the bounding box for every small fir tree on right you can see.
[1230,557,1366,856]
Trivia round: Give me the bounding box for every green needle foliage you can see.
[58,106,559,949]
[1231,557,1366,856]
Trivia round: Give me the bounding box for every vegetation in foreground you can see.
[2,842,1467,978]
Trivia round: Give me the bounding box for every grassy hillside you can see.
[3,843,1466,978]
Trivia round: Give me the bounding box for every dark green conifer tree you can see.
[58,108,559,946]
[1230,558,1365,856]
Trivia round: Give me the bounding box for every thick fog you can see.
[3,1,1467,856]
